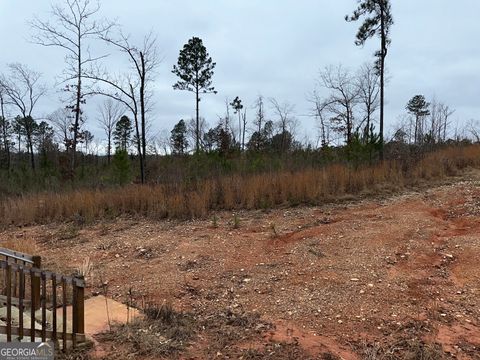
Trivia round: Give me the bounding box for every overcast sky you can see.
[0,0,479,146]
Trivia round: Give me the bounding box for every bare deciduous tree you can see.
[97,98,125,164]
[241,109,247,152]
[319,65,359,144]
[0,63,47,170]
[428,97,454,143]
[308,90,332,148]
[85,30,159,183]
[0,64,46,119]
[222,98,235,143]
[356,63,380,141]
[253,95,265,134]
[31,0,114,172]
[467,119,480,143]
[47,108,73,150]
[150,129,171,156]
[187,117,207,151]
[270,98,296,153]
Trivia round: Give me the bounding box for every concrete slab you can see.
[58,295,141,336]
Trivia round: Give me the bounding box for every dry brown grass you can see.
[1,235,38,254]
[1,145,480,226]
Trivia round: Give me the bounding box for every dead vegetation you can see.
[0,234,37,254]
[55,343,94,360]
[94,304,329,360]
[1,145,479,227]
[354,320,450,360]
[223,342,323,360]
[1,155,480,359]
[199,308,273,357]
[96,302,196,358]
[95,302,278,360]
[359,339,447,360]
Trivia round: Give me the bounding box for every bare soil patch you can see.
[1,171,480,359]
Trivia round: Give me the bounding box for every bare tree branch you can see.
[97,98,125,163]
[90,28,160,183]
[30,0,115,173]
[318,64,359,144]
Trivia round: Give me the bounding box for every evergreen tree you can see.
[35,121,56,171]
[270,131,294,153]
[247,120,274,152]
[0,116,13,170]
[15,116,38,170]
[35,121,55,152]
[346,0,394,159]
[203,123,233,155]
[112,149,131,185]
[172,37,217,153]
[12,117,24,153]
[0,90,12,170]
[83,130,94,154]
[113,115,133,152]
[406,95,431,144]
[230,96,244,150]
[170,119,189,155]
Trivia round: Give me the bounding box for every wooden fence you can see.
[0,248,85,349]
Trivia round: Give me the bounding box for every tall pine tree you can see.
[406,95,431,144]
[170,119,189,155]
[346,0,393,159]
[172,37,217,154]
[113,115,133,152]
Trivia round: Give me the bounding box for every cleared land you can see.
[1,170,480,359]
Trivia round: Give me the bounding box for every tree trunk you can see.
[195,88,200,154]
[379,2,385,160]
[0,97,10,170]
[365,92,372,142]
[72,40,82,175]
[135,114,144,183]
[26,130,35,171]
[131,84,144,184]
[107,134,111,165]
[346,108,352,144]
[414,115,419,144]
[238,113,242,150]
[2,126,10,170]
[242,111,246,152]
[140,52,147,172]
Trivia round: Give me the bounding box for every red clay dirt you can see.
[1,171,480,359]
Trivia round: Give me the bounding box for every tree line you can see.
[0,0,476,190]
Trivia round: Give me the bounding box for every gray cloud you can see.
[1,0,478,144]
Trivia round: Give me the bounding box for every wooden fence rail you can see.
[0,248,85,350]
[1,248,41,309]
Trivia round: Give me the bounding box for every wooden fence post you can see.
[32,255,41,310]
[30,269,36,342]
[6,264,11,342]
[62,277,67,351]
[77,282,85,336]
[72,276,85,348]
